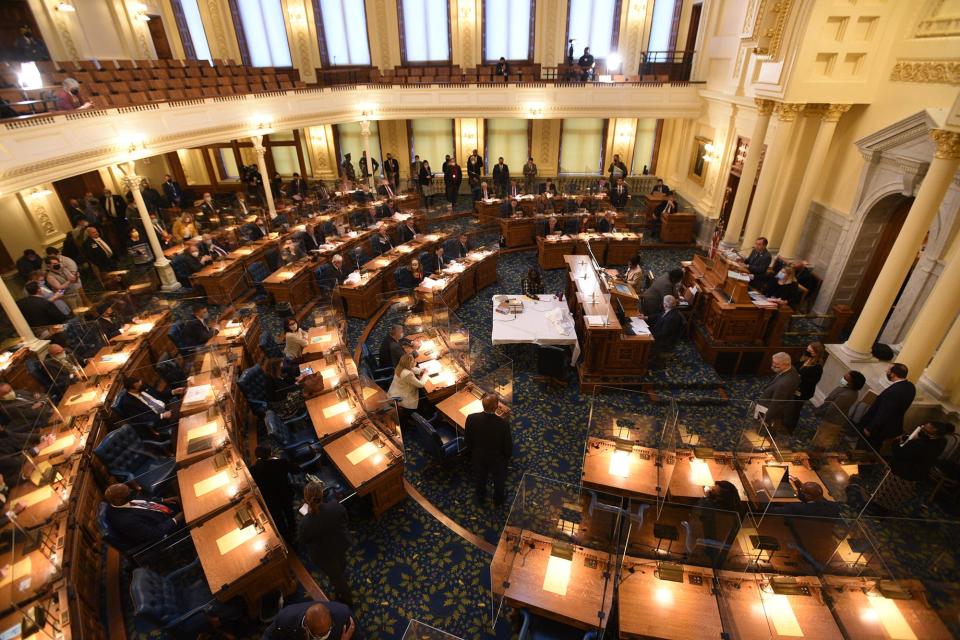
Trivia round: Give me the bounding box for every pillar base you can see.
[918,372,949,402]
[154,261,182,292]
[837,341,875,362]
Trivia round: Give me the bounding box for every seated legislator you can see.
[653,195,677,221]
[649,295,684,353]
[540,215,561,237]
[372,229,393,255]
[379,324,412,369]
[199,233,229,259]
[398,219,419,243]
[330,254,349,284]
[651,178,671,195]
[283,318,309,362]
[454,233,472,258]
[433,246,448,271]
[768,481,840,518]
[103,483,182,547]
[116,375,185,435]
[624,255,648,292]
[0,382,51,431]
[641,268,682,317]
[375,200,396,219]
[280,239,305,265]
[597,211,617,233]
[183,304,218,350]
[541,179,558,195]
[763,265,801,308]
[477,180,493,201]
[288,173,309,199]
[609,178,629,209]
[243,216,270,242]
[377,178,398,199]
[263,600,359,640]
[387,354,429,421]
[741,236,772,286]
[521,267,545,297]
[172,212,199,242]
[409,259,425,286]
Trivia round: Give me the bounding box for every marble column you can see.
[898,245,960,381]
[778,104,851,259]
[0,278,46,352]
[360,119,375,189]
[123,170,180,291]
[739,103,805,252]
[721,99,774,248]
[843,129,960,358]
[920,314,960,401]
[251,135,277,224]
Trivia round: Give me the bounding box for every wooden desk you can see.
[180,371,230,417]
[177,445,249,523]
[538,235,576,270]
[80,340,144,378]
[338,271,386,319]
[729,515,820,575]
[227,238,276,268]
[822,577,953,640]
[176,406,231,465]
[475,199,504,226]
[668,450,747,503]
[491,530,613,630]
[661,212,696,244]
[737,453,832,507]
[582,437,673,499]
[306,388,362,440]
[302,326,341,362]
[0,584,72,639]
[190,259,250,305]
[565,255,652,390]
[500,216,537,248]
[415,276,460,311]
[6,458,81,530]
[618,559,721,639]
[0,349,45,396]
[644,192,669,217]
[419,355,468,400]
[56,375,117,418]
[0,519,66,614]
[435,384,510,431]
[208,316,254,350]
[190,498,295,614]
[716,572,842,640]
[262,259,316,308]
[31,413,97,466]
[195,346,244,375]
[299,357,359,387]
[323,424,405,515]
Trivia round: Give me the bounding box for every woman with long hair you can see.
[387,353,429,421]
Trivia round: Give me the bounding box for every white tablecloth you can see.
[490,295,580,364]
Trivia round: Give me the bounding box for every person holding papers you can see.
[649,295,684,355]
[641,269,682,317]
[116,375,185,436]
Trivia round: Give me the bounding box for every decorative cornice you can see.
[774,102,805,122]
[743,0,794,60]
[890,60,960,86]
[930,129,960,159]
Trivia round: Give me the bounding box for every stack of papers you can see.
[585,315,608,326]
[544,308,570,335]
[421,277,447,290]
[183,384,212,405]
[630,318,650,335]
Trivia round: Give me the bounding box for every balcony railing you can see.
[639,50,695,83]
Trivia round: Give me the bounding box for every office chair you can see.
[258,330,284,361]
[155,353,188,387]
[264,410,322,470]
[419,250,437,274]
[534,345,567,388]
[411,412,463,463]
[263,248,280,271]
[314,264,337,302]
[169,254,196,290]
[167,322,194,358]
[246,260,271,302]
[394,266,415,290]
[518,609,596,640]
[93,424,176,496]
[130,558,225,636]
[358,360,392,392]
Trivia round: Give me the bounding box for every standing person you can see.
[522,157,538,194]
[250,445,299,541]
[812,370,865,450]
[872,422,951,511]
[410,154,422,192]
[13,25,49,61]
[44,256,80,309]
[298,481,355,607]
[82,227,116,272]
[464,393,513,506]
[382,152,400,190]
[466,149,483,184]
[492,157,510,197]
[262,601,358,640]
[359,151,378,181]
[608,154,627,182]
[162,174,183,208]
[859,363,916,451]
[495,57,510,78]
[784,341,826,430]
[443,157,462,209]
[758,352,801,434]
[341,153,356,183]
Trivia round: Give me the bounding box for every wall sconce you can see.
[120,134,147,160]
[288,5,306,25]
[702,143,721,163]
[56,2,76,12]
[27,187,53,199]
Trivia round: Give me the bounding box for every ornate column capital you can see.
[359,120,371,137]
[122,174,145,191]
[930,129,960,159]
[774,102,805,122]
[754,98,775,116]
[822,104,851,123]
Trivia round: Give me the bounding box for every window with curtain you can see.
[486,119,529,172]
[566,0,620,60]
[484,0,534,61]
[559,118,605,174]
[631,118,658,175]
[336,122,383,169]
[234,0,292,67]
[399,0,450,62]
[172,0,212,62]
[314,0,371,66]
[411,119,454,170]
[647,0,678,59]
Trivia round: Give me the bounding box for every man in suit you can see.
[759,352,801,433]
[263,600,359,640]
[466,149,483,184]
[522,157,538,194]
[183,304,217,350]
[477,180,493,201]
[742,237,772,287]
[330,254,349,284]
[139,179,164,214]
[383,152,400,190]
[444,158,462,208]
[455,233,472,258]
[100,188,128,253]
[433,246,447,271]
[299,481,355,606]
[542,178,558,195]
[41,343,81,401]
[116,375,184,436]
[641,268,682,317]
[507,181,521,199]
[234,192,252,217]
[376,178,397,200]
[341,153,356,182]
[610,178,629,209]
[83,227,116,271]
[651,178,671,195]
[597,211,617,233]
[287,173,308,199]
[162,174,183,208]
[859,363,916,451]
[372,228,393,255]
[198,192,217,220]
[199,234,229,259]
[64,198,89,227]
[251,445,300,541]
[608,154,627,182]
[398,219,419,243]
[358,151,378,181]
[378,324,411,368]
[768,481,841,518]
[374,200,395,220]
[244,216,270,241]
[649,295,684,354]
[103,483,182,547]
[492,157,510,197]
[0,382,52,430]
[464,393,513,505]
[16,281,69,328]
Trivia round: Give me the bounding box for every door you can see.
[147,15,173,60]
[848,195,912,320]
[53,172,106,212]
[682,2,703,79]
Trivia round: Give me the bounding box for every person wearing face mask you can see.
[198,192,216,220]
[161,174,183,208]
[263,598,358,640]
[45,246,80,291]
[116,376,186,437]
[172,213,198,243]
[14,25,50,62]
[54,78,92,111]
[201,234,229,259]
[783,341,826,430]
[40,344,81,402]
[282,318,309,363]
[43,256,80,309]
[182,305,218,352]
[27,270,71,317]
[763,264,800,307]
[758,352,800,434]
[858,363,916,451]
[811,370,865,449]
[768,480,840,518]
[871,421,952,512]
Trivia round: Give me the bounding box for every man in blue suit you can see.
[262,600,359,639]
[162,174,183,208]
[860,362,916,451]
[103,483,181,546]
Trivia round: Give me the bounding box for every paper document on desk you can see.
[630,318,651,335]
[183,384,212,405]
[544,308,570,335]
[584,315,608,327]
[421,277,447,290]
[420,359,443,375]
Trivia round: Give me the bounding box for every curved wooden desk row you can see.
[475,193,611,227]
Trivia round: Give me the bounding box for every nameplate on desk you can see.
[322,400,351,419]
[216,524,259,555]
[346,441,379,465]
[459,399,484,417]
[194,471,231,497]
[183,385,213,405]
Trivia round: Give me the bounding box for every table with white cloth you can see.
[490,294,581,364]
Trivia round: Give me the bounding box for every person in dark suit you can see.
[811,370,865,449]
[742,237,772,287]
[540,216,561,237]
[288,173,309,199]
[542,179,558,195]
[262,600,359,640]
[649,295,684,353]
[492,158,510,197]
[17,281,70,328]
[15,249,43,280]
[641,269,682,317]
[100,187,128,249]
[466,149,483,183]
[244,216,270,241]
[455,233,472,258]
[577,47,595,80]
[330,254,349,284]
[299,481,355,606]
[464,393,513,505]
[13,25,49,62]
[183,304,218,349]
[83,227,116,271]
[443,159,462,208]
[860,363,916,450]
[359,152,378,181]
[650,179,671,195]
[103,483,182,546]
[763,265,801,308]
[872,421,951,511]
[768,481,841,518]
[608,154,628,182]
[65,198,89,227]
[162,174,183,208]
[610,178,629,209]
[378,324,410,368]
[758,352,801,433]
[495,57,510,78]
[398,220,419,243]
[383,153,400,190]
[597,211,617,233]
[0,382,52,430]
[115,375,184,436]
[372,229,393,255]
[250,445,299,541]
[476,180,493,201]
[376,178,398,200]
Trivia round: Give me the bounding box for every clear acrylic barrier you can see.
[402,620,464,639]
[456,338,513,408]
[491,473,620,638]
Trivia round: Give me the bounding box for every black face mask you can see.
[69,88,79,96]
[52,264,61,270]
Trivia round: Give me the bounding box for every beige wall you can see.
[0,186,71,262]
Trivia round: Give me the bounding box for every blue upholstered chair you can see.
[563,216,580,234]
[419,250,437,274]
[518,609,597,639]
[264,410,322,470]
[130,558,220,635]
[358,360,392,391]
[394,266,415,290]
[237,364,271,416]
[93,424,175,495]
[167,322,194,357]
[246,260,271,301]
[442,238,460,259]
[259,330,284,360]
[169,254,196,290]
[411,412,463,462]
[314,264,337,297]
[263,248,280,271]
[155,353,187,387]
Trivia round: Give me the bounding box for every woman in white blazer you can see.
[388,353,427,415]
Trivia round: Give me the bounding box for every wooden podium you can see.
[661,212,696,244]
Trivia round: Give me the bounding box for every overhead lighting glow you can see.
[18,62,42,90]
[57,2,76,12]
